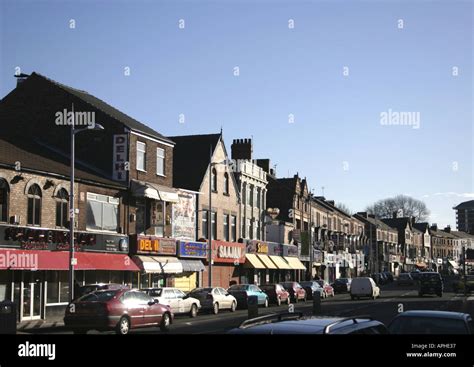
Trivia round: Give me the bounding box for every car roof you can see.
[397,311,470,320]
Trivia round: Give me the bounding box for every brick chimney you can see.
[357,212,368,218]
[231,138,253,160]
[431,223,438,231]
[444,225,451,233]
[14,73,29,87]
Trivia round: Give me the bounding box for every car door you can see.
[122,291,145,327]
[212,288,223,306]
[163,289,179,312]
[138,292,158,326]
[174,289,188,313]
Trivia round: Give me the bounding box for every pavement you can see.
[18,282,474,334]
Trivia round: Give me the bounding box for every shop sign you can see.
[173,190,196,241]
[178,241,208,259]
[0,225,127,253]
[112,134,128,181]
[283,244,299,257]
[132,235,177,255]
[246,240,269,254]
[212,241,246,263]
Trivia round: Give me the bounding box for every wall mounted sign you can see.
[112,134,128,181]
[131,235,177,255]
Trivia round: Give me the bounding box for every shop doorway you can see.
[21,272,42,320]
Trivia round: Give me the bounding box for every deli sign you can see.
[212,241,245,263]
[131,235,177,255]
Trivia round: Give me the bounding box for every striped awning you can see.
[284,256,307,270]
[244,254,266,269]
[256,254,277,269]
[269,255,293,270]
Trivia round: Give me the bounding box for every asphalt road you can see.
[26,283,474,335]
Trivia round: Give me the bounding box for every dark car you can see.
[299,281,325,299]
[74,283,127,300]
[64,289,173,334]
[418,272,443,297]
[228,313,388,334]
[280,282,307,303]
[410,270,422,281]
[388,311,473,334]
[331,278,352,293]
[259,284,290,306]
[397,273,414,286]
[452,275,474,293]
[382,272,394,282]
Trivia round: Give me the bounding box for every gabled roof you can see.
[354,214,397,231]
[413,222,430,233]
[381,217,412,231]
[454,200,474,210]
[168,133,222,191]
[17,72,174,144]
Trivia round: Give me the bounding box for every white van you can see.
[350,277,380,300]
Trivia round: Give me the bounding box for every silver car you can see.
[143,287,201,318]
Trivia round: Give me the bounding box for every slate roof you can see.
[168,133,221,191]
[454,200,474,210]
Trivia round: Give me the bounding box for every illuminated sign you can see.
[112,134,128,181]
[134,235,177,255]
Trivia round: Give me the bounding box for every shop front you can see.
[202,240,245,288]
[176,240,207,291]
[283,244,306,282]
[0,225,136,322]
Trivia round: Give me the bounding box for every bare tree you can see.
[336,202,352,215]
[366,195,430,222]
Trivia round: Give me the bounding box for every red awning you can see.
[0,249,139,271]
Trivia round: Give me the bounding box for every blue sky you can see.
[0,0,472,227]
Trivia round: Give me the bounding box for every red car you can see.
[64,288,173,334]
[260,284,291,306]
[317,280,335,297]
[280,281,307,303]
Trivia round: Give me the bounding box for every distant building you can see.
[453,200,474,235]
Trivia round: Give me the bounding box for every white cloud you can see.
[421,192,474,199]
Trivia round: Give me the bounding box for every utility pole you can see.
[208,144,213,287]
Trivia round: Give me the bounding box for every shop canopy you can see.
[133,255,184,274]
[131,180,179,203]
[0,249,139,271]
[269,255,293,270]
[244,254,266,269]
[448,260,460,269]
[284,256,307,270]
[256,254,277,269]
[180,259,205,272]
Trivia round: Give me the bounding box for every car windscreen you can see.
[189,288,212,294]
[78,290,118,302]
[229,285,248,291]
[389,317,468,334]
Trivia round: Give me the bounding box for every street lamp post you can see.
[68,103,104,302]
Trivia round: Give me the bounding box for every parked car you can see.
[397,273,414,286]
[228,313,388,334]
[259,284,290,306]
[331,278,352,293]
[227,284,269,308]
[316,280,335,297]
[418,272,443,297]
[382,271,394,282]
[74,283,128,300]
[388,311,473,334]
[300,281,325,299]
[350,277,380,300]
[187,287,237,314]
[280,282,307,302]
[64,288,173,334]
[410,270,422,281]
[452,275,474,293]
[142,287,201,318]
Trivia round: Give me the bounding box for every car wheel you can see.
[160,313,171,332]
[212,302,219,315]
[277,296,281,306]
[116,316,130,335]
[189,304,198,318]
[230,301,237,312]
[264,298,269,308]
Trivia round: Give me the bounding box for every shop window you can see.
[0,179,9,222]
[137,141,146,171]
[223,172,229,195]
[27,184,42,226]
[0,271,10,301]
[231,215,237,242]
[156,147,165,176]
[55,188,69,228]
[86,193,119,232]
[46,271,69,304]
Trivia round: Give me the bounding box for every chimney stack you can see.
[431,223,438,232]
[444,225,451,233]
[231,138,253,160]
[357,212,368,218]
[14,73,29,87]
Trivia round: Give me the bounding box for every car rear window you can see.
[79,290,118,302]
[389,317,468,334]
[147,289,163,297]
[190,288,212,295]
[260,285,273,290]
[229,285,248,291]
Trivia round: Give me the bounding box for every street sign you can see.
[71,258,77,266]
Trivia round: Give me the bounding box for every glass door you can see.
[21,272,42,320]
